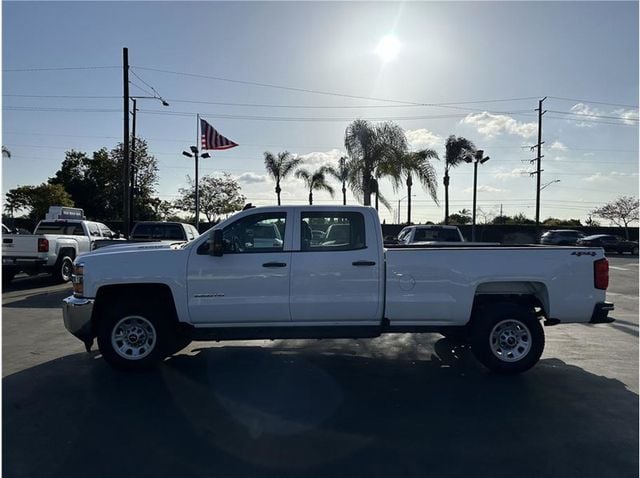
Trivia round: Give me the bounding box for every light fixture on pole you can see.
[540,179,560,191]
[129,95,169,231]
[396,194,416,224]
[182,147,210,230]
[465,149,490,241]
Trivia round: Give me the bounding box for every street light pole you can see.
[182,147,210,231]
[128,96,169,230]
[465,150,490,242]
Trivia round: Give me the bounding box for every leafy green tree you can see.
[447,208,472,225]
[4,183,73,221]
[264,151,303,205]
[49,138,159,221]
[542,217,582,227]
[175,173,246,224]
[344,119,407,209]
[444,136,476,224]
[592,196,639,239]
[295,166,335,205]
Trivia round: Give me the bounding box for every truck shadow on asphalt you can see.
[1,289,71,309]
[3,340,638,478]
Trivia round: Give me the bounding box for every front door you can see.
[187,211,291,324]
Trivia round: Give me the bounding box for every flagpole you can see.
[195,113,200,231]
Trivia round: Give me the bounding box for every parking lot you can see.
[3,256,638,478]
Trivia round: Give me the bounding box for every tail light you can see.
[37,238,49,253]
[594,258,609,290]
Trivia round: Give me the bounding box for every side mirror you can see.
[210,229,224,256]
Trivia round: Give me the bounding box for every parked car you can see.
[63,205,614,374]
[540,230,585,246]
[397,225,465,244]
[577,234,639,255]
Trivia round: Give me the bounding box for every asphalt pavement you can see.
[2,256,638,478]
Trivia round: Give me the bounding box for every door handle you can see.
[262,262,287,268]
[352,260,376,266]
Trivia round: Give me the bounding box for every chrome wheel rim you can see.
[61,259,73,282]
[111,316,157,360]
[489,319,532,362]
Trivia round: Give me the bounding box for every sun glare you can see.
[375,35,401,63]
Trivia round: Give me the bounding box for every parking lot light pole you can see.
[465,149,490,242]
[182,147,210,231]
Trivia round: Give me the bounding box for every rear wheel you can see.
[470,302,544,374]
[97,300,169,370]
[54,255,74,283]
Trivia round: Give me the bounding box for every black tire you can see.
[470,302,544,374]
[632,246,639,256]
[54,255,74,283]
[97,299,169,370]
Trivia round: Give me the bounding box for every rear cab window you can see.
[300,211,366,251]
[35,221,86,236]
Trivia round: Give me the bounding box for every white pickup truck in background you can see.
[2,207,119,285]
[62,205,614,374]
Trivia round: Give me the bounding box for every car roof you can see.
[581,234,614,240]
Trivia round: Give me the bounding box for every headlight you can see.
[72,262,84,297]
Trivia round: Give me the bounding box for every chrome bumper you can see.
[62,295,95,343]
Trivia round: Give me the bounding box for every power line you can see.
[3,94,120,99]
[3,66,120,72]
[548,96,638,109]
[547,109,639,122]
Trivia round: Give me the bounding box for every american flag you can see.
[200,119,238,150]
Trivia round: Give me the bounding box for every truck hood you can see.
[80,241,184,258]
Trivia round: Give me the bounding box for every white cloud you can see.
[583,152,595,157]
[553,156,567,162]
[405,128,443,149]
[236,172,268,184]
[613,108,639,125]
[583,173,613,183]
[463,185,505,193]
[569,103,600,128]
[494,167,531,180]
[460,112,537,139]
[297,149,343,168]
[550,140,567,151]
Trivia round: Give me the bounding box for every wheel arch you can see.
[471,281,549,321]
[92,283,180,336]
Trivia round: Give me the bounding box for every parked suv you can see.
[540,230,585,246]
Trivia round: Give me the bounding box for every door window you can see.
[300,212,365,251]
[223,213,286,253]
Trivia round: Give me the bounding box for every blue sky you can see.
[2,1,638,224]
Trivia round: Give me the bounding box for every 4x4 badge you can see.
[571,251,596,257]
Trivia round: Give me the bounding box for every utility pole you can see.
[129,98,137,225]
[534,97,547,231]
[122,47,130,237]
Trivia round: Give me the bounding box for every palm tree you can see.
[263,151,303,205]
[328,156,350,205]
[295,166,335,205]
[444,136,476,224]
[344,119,407,208]
[386,149,439,224]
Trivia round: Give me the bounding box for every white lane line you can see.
[609,266,629,271]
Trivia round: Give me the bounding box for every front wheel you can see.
[470,303,544,374]
[97,301,169,370]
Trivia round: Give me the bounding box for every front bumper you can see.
[590,301,615,324]
[62,295,95,343]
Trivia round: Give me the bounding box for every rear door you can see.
[289,209,382,323]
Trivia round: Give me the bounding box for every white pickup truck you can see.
[62,205,614,374]
[2,207,118,285]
